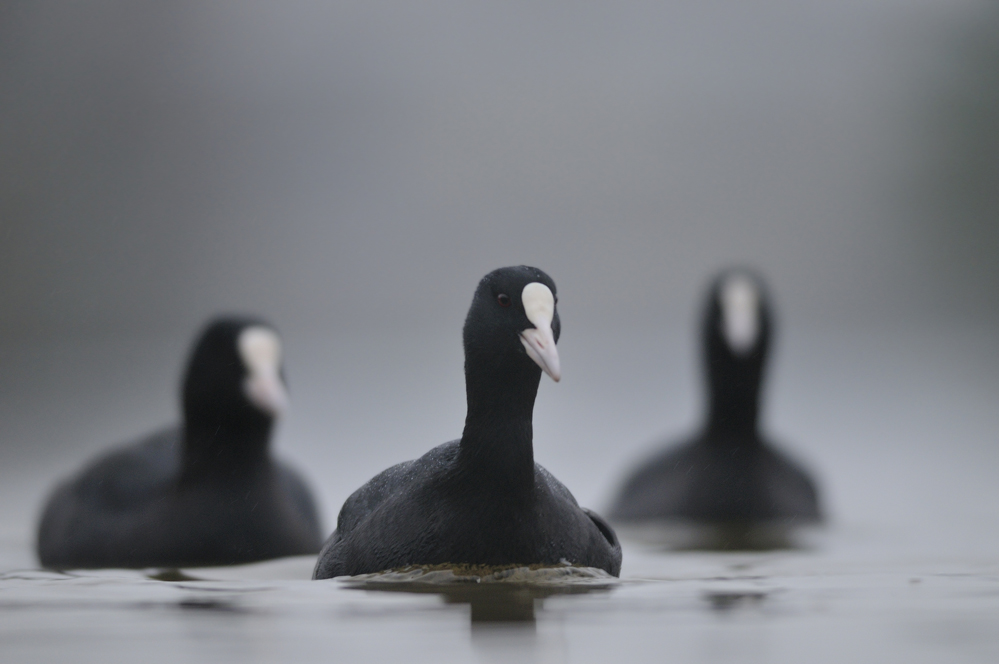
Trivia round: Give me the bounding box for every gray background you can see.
[1,0,997,557]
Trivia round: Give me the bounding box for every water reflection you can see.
[177,597,247,614]
[342,565,618,625]
[148,569,206,582]
[703,590,769,612]
[360,584,544,623]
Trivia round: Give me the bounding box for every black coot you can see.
[37,317,323,569]
[313,266,621,579]
[611,270,821,525]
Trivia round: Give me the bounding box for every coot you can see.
[37,317,323,569]
[611,270,821,525]
[313,266,621,579]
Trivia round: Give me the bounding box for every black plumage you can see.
[611,270,821,525]
[36,317,322,569]
[313,266,621,579]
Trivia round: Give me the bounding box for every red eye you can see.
[497,294,511,307]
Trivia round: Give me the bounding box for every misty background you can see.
[1,1,997,564]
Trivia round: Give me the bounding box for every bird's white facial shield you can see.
[721,275,760,355]
[238,326,288,417]
[519,282,561,382]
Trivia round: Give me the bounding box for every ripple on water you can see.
[341,563,619,623]
[344,562,619,587]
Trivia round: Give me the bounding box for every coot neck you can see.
[181,417,272,481]
[458,358,539,492]
[704,353,764,443]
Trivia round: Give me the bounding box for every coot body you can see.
[314,266,621,579]
[37,317,322,569]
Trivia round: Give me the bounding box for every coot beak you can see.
[519,282,561,382]
[721,274,760,355]
[245,372,288,417]
[238,326,289,417]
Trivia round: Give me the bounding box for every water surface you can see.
[2,523,998,663]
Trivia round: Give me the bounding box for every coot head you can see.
[463,266,561,383]
[182,317,288,430]
[703,269,772,432]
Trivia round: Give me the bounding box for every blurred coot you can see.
[36,317,322,569]
[611,270,821,534]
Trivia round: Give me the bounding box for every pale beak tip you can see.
[246,375,289,418]
[520,328,561,384]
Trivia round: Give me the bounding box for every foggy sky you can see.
[2,0,997,344]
